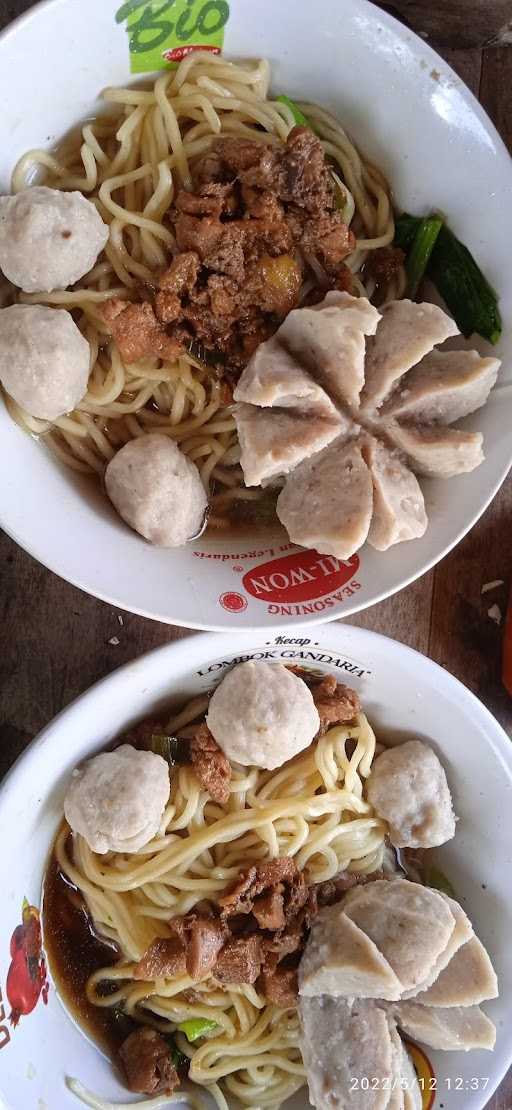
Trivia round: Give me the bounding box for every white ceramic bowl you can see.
[0,0,511,630]
[0,624,511,1110]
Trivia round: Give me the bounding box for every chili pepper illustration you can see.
[6,899,49,1028]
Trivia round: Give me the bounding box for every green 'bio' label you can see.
[115,0,230,74]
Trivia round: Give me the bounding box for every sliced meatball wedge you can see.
[341,879,456,994]
[233,333,340,420]
[402,893,473,1000]
[363,435,428,551]
[279,290,381,408]
[384,421,484,478]
[299,902,402,1001]
[235,403,346,487]
[414,935,498,1008]
[380,348,500,424]
[361,300,459,410]
[401,1043,423,1110]
[299,995,395,1110]
[391,1000,496,1052]
[277,437,373,559]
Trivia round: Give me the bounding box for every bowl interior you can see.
[0,0,511,629]
[0,624,511,1110]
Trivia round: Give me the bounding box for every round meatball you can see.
[206,661,320,769]
[0,304,90,419]
[105,433,208,547]
[64,744,170,854]
[366,739,456,849]
[0,186,109,293]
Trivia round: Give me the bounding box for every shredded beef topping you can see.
[119,1028,180,1095]
[100,299,182,364]
[190,723,232,805]
[219,857,298,917]
[253,888,285,931]
[102,127,355,373]
[186,916,227,978]
[133,936,186,980]
[259,965,298,1007]
[215,934,263,984]
[312,675,361,733]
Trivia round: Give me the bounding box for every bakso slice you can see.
[64,744,170,854]
[277,438,374,559]
[342,879,456,993]
[401,1043,423,1110]
[387,1019,406,1110]
[415,936,498,1008]
[234,334,340,419]
[392,1001,496,1051]
[381,349,500,424]
[403,893,473,999]
[366,739,456,848]
[299,995,394,1110]
[279,291,381,408]
[363,436,428,550]
[383,422,484,478]
[105,434,207,547]
[0,186,109,293]
[235,403,346,487]
[361,300,458,410]
[206,661,320,770]
[0,304,90,420]
[299,902,402,1000]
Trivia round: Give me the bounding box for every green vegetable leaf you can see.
[148,732,188,766]
[169,1041,189,1071]
[394,213,422,253]
[178,1018,218,1043]
[428,225,502,344]
[276,95,311,129]
[406,216,443,300]
[426,866,456,899]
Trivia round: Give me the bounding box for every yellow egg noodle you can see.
[56,709,386,1110]
[3,53,400,518]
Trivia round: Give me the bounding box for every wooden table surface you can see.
[0,2,511,1107]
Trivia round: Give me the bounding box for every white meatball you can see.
[206,661,320,769]
[64,744,170,854]
[366,739,456,849]
[0,186,109,293]
[0,304,90,420]
[105,433,208,547]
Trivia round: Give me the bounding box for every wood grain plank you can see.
[480,46,512,152]
[440,47,483,93]
[348,573,434,655]
[0,532,192,754]
[428,483,512,735]
[374,1,512,49]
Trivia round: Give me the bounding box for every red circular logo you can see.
[219,591,248,613]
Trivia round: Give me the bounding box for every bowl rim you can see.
[2,622,512,798]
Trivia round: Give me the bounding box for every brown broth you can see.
[43,838,136,1057]
[207,485,286,539]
